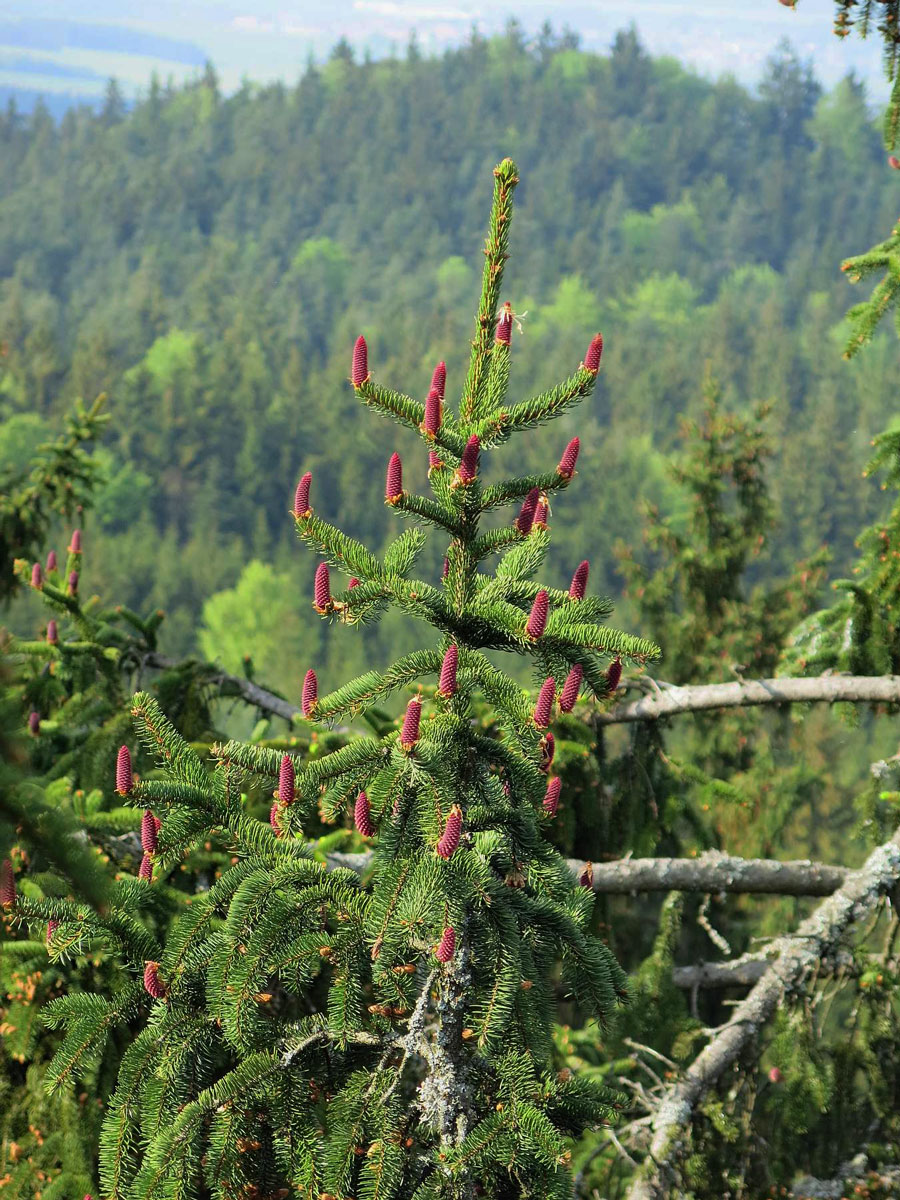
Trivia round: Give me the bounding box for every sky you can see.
[0,0,893,109]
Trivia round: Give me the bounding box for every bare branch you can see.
[625,829,900,1200]
[598,674,900,725]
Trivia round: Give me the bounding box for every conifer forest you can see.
[10,1,900,1197]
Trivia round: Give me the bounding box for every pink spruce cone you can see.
[502,778,512,797]
[348,577,360,588]
[423,387,442,437]
[47,919,59,942]
[141,810,158,854]
[442,557,450,581]
[559,664,583,714]
[116,745,133,795]
[46,549,57,572]
[386,452,403,503]
[301,669,318,718]
[515,488,540,535]
[496,303,513,345]
[294,472,312,518]
[269,803,282,836]
[31,562,43,588]
[138,854,153,882]
[47,620,58,645]
[890,155,900,170]
[578,861,594,889]
[539,731,555,774]
[67,570,79,596]
[526,590,550,640]
[583,333,604,374]
[606,657,622,696]
[429,449,444,472]
[533,498,549,530]
[569,560,590,601]
[558,437,580,479]
[534,677,556,729]
[69,529,82,553]
[143,961,167,999]
[543,776,561,817]
[400,697,422,750]
[438,645,459,697]
[430,360,446,401]
[313,563,331,613]
[455,435,480,485]
[768,1067,784,1083]
[351,335,369,387]
[278,754,295,805]
[436,805,462,859]
[0,858,16,907]
[355,790,374,837]
[28,711,40,736]
[154,815,162,834]
[435,926,456,963]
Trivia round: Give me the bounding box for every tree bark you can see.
[625,827,900,1200]
[597,674,900,725]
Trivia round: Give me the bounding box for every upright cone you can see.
[294,472,312,518]
[438,645,459,697]
[435,926,456,963]
[436,805,462,858]
[534,677,556,729]
[302,670,318,717]
[313,564,332,613]
[143,961,167,999]
[526,590,550,640]
[355,791,374,837]
[386,453,403,503]
[278,754,295,805]
[569,560,590,601]
[116,746,133,795]
[351,335,369,387]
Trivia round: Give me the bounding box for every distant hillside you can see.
[1,28,896,685]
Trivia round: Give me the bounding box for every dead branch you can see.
[625,829,900,1200]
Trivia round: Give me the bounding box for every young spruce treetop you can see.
[33,159,659,1200]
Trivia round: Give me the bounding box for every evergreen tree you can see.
[8,159,659,1200]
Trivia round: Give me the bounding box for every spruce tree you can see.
[16,159,659,1200]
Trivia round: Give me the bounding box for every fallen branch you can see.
[326,849,849,897]
[598,674,900,725]
[671,947,868,990]
[625,827,900,1200]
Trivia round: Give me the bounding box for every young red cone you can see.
[578,861,594,888]
[46,549,57,572]
[534,677,556,729]
[496,302,513,345]
[270,803,282,836]
[278,754,295,805]
[348,577,360,588]
[515,488,540,535]
[294,472,312,518]
[31,562,43,588]
[143,961,167,999]
[0,858,16,907]
[313,563,332,613]
[355,790,374,837]
[441,557,449,580]
[436,805,462,859]
[438,645,458,697]
[435,926,456,963]
[69,529,82,553]
[539,731,555,774]
[138,854,153,882]
[386,452,403,503]
[569,560,590,601]
[768,1066,784,1083]
[399,697,422,750]
[141,809,158,854]
[67,570,79,596]
[301,669,318,717]
[583,332,603,374]
[559,664,583,713]
[526,590,550,640]
[422,387,442,437]
[543,776,561,817]
[428,449,444,472]
[455,435,480,485]
[351,335,369,387]
[533,498,549,530]
[430,360,446,401]
[28,711,40,736]
[606,657,622,696]
[116,745,133,795]
[557,436,580,479]
[47,919,59,942]
[46,620,58,645]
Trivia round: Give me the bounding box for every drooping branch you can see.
[143,651,300,723]
[626,826,900,1200]
[325,849,849,897]
[597,674,900,725]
